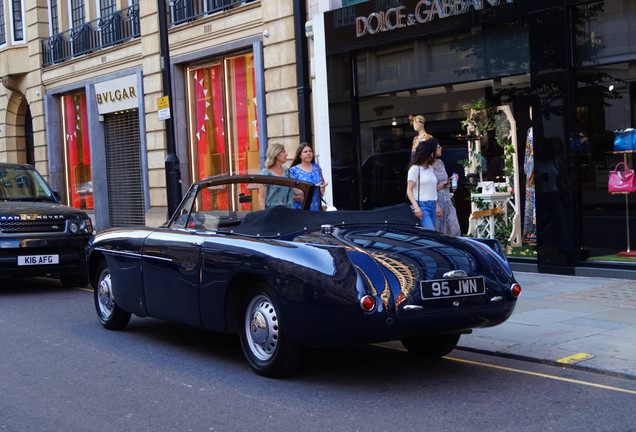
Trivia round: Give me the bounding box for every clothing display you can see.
[523,127,536,244]
[433,159,461,236]
[290,163,324,211]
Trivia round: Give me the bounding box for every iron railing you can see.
[41,4,140,67]
[40,1,258,67]
[168,0,254,26]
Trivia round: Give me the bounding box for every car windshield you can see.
[0,166,56,202]
[171,180,306,231]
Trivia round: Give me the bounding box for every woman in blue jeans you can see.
[406,138,438,229]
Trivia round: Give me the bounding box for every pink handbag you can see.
[608,162,636,194]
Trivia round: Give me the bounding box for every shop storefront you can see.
[45,71,149,231]
[321,0,636,276]
[44,38,266,231]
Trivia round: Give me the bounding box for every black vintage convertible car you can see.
[87,175,520,377]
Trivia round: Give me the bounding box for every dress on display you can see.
[433,159,461,236]
[523,127,536,243]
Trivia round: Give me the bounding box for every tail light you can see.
[510,283,522,298]
[359,295,377,312]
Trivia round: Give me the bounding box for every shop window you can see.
[61,92,94,210]
[574,2,636,263]
[187,52,260,210]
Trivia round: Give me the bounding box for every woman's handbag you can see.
[608,162,636,194]
[613,129,636,152]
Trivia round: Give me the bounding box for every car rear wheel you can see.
[93,261,131,330]
[400,333,461,358]
[239,285,301,378]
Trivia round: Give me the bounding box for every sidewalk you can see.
[458,271,636,379]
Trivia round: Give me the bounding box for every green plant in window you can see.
[462,99,517,248]
[461,99,497,136]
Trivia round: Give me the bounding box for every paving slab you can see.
[457,271,636,379]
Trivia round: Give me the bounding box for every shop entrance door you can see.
[103,109,145,226]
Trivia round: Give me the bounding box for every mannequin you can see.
[523,106,536,244]
[411,114,434,158]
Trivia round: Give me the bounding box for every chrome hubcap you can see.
[245,294,279,361]
[97,273,113,318]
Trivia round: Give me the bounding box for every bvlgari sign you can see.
[94,74,139,115]
[356,0,514,38]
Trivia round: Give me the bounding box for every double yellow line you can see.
[446,356,636,395]
[379,343,636,395]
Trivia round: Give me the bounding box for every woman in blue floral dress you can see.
[289,142,327,211]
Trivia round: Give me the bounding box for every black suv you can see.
[0,163,93,287]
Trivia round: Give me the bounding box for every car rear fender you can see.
[198,239,359,333]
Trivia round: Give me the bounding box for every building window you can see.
[49,0,59,35]
[0,2,6,45]
[187,52,261,188]
[71,0,85,28]
[100,0,116,16]
[61,92,94,210]
[10,0,23,42]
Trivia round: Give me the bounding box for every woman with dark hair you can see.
[289,142,327,211]
[406,138,438,229]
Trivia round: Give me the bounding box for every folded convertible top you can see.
[233,203,420,236]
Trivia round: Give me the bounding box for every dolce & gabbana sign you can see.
[356,0,514,38]
[94,74,139,115]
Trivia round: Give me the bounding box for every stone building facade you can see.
[1,0,311,230]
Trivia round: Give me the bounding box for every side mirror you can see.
[239,193,252,204]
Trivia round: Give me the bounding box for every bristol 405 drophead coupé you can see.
[87,175,520,377]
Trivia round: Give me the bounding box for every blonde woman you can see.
[258,143,295,210]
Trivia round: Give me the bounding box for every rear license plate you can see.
[420,276,485,300]
[17,254,60,266]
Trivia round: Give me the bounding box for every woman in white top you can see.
[406,138,438,229]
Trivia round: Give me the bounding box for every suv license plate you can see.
[420,276,485,300]
[18,255,60,266]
